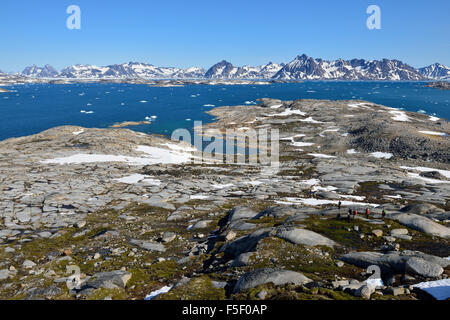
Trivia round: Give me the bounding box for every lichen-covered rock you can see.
[276,227,336,247]
[233,268,311,293]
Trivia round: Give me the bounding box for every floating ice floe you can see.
[203,104,215,107]
[244,100,256,105]
[413,279,450,300]
[418,130,447,136]
[144,285,173,300]
[80,110,94,114]
[370,152,393,159]
[140,100,147,103]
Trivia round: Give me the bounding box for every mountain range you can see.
[14,55,450,81]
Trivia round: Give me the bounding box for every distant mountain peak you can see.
[273,55,426,81]
[21,64,59,78]
[418,63,450,80]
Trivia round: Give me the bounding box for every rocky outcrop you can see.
[391,213,450,239]
[276,227,336,247]
[233,268,311,293]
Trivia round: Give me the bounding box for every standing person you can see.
[353,209,358,219]
[347,208,352,221]
[381,209,386,219]
[365,207,370,219]
[337,200,342,218]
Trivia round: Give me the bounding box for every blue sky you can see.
[1,0,449,72]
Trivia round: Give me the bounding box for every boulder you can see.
[22,260,36,269]
[419,171,447,181]
[391,213,450,239]
[341,250,448,278]
[355,285,375,299]
[161,232,176,243]
[390,229,409,237]
[233,268,311,293]
[405,257,443,278]
[221,228,273,257]
[276,227,336,247]
[372,230,383,237]
[130,239,166,252]
[227,206,258,223]
[231,252,255,267]
[88,270,132,289]
[400,203,444,215]
[0,269,11,281]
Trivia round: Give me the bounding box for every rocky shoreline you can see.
[0,98,449,300]
[0,72,302,87]
[426,81,450,90]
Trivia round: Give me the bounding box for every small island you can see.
[425,81,450,90]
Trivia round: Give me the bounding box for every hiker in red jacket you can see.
[353,209,358,219]
[365,207,370,219]
[381,209,386,219]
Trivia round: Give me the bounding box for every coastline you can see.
[0,98,449,300]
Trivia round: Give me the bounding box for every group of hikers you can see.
[336,200,386,221]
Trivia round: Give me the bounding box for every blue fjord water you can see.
[0,81,449,141]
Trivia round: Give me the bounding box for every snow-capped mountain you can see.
[418,63,450,80]
[59,64,109,78]
[49,62,205,79]
[15,56,449,80]
[21,64,59,78]
[273,54,425,80]
[204,60,283,79]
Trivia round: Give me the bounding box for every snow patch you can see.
[370,152,393,159]
[307,153,336,159]
[144,285,173,300]
[418,130,447,136]
[413,279,450,300]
